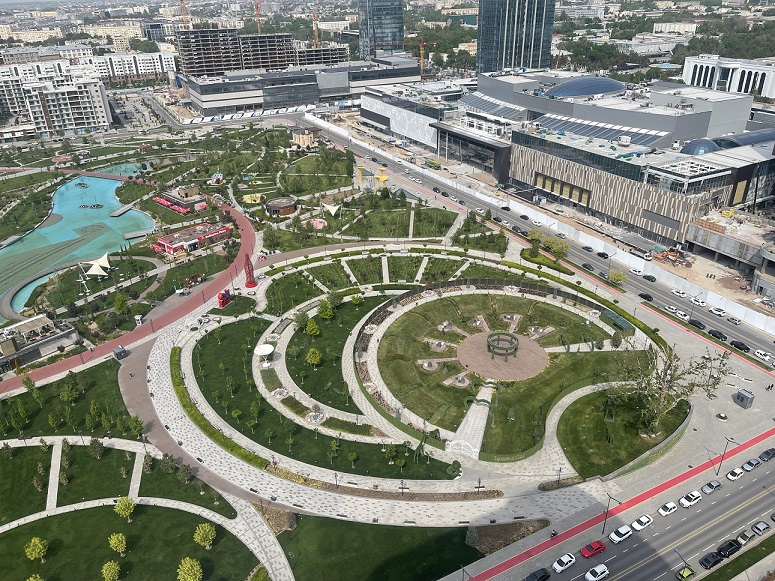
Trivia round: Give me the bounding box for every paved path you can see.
[128,451,144,497]
[446,384,492,459]
[45,440,62,510]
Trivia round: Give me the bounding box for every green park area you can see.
[145,254,230,303]
[0,506,257,581]
[346,255,384,285]
[209,295,257,317]
[306,262,353,291]
[0,446,51,524]
[278,515,482,581]
[386,255,424,283]
[193,318,453,479]
[0,179,59,242]
[265,272,319,314]
[56,446,134,505]
[280,146,354,196]
[411,207,457,238]
[421,257,463,283]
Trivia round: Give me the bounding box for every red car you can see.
[581,541,606,558]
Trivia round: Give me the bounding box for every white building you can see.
[683,54,775,98]
[653,22,697,34]
[76,52,177,80]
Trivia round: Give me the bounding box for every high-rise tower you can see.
[358,0,404,60]
[476,0,554,73]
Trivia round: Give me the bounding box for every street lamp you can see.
[689,293,703,319]
[601,493,623,535]
[715,436,738,476]
[674,548,691,569]
[607,252,617,275]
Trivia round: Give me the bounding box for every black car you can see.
[501,206,511,211]
[708,329,727,341]
[700,552,723,570]
[459,200,466,205]
[717,539,741,558]
[520,214,530,220]
[731,340,751,353]
[760,448,775,462]
[493,216,503,223]
[597,251,609,259]
[639,293,654,302]
[643,275,657,282]
[524,568,551,581]
[433,187,440,193]
[582,263,594,271]
[440,191,449,197]
[689,319,706,330]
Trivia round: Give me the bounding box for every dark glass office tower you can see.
[476,0,555,73]
[358,0,404,60]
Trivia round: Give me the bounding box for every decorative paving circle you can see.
[456,332,548,381]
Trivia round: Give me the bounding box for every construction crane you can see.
[179,0,189,29]
[404,39,437,79]
[312,8,319,48]
[254,0,263,34]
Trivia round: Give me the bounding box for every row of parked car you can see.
[524,446,775,581]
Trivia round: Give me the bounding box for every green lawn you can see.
[280,150,353,196]
[57,446,134,505]
[452,215,490,239]
[345,255,384,285]
[0,506,257,581]
[0,446,51,525]
[263,228,342,253]
[265,273,320,314]
[482,351,646,456]
[0,359,132,439]
[285,297,387,413]
[386,256,423,283]
[306,262,354,291]
[0,171,56,192]
[193,319,453,479]
[557,392,690,478]
[138,463,236,518]
[514,300,610,347]
[461,263,521,282]
[0,183,56,241]
[461,231,509,256]
[420,257,464,283]
[360,209,410,238]
[145,254,230,303]
[209,295,257,317]
[411,207,457,238]
[278,515,482,581]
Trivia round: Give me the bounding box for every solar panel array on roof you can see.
[535,115,667,146]
[459,93,524,122]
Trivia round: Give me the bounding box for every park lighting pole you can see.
[715,436,738,476]
[601,493,623,535]
[334,473,339,488]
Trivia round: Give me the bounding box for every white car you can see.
[676,310,690,321]
[475,208,486,215]
[709,307,726,317]
[531,220,543,226]
[552,553,576,573]
[754,350,772,362]
[502,220,511,228]
[609,524,633,544]
[691,297,707,307]
[729,316,742,325]
[671,289,687,298]
[658,501,678,516]
[450,196,458,202]
[665,305,677,314]
[631,515,654,531]
[629,268,643,276]
[585,564,610,581]
[727,468,745,481]
[396,160,403,165]
[679,491,702,508]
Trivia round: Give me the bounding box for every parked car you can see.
[701,480,722,495]
[582,245,594,252]
[639,293,654,302]
[581,541,606,558]
[699,552,723,570]
[582,263,594,272]
[676,310,690,321]
[754,350,772,362]
[493,216,503,223]
[671,289,687,298]
[501,206,511,211]
[743,458,761,471]
[665,305,677,314]
[658,502,678,516]
[731,340,750,353]
[691,297,707,307]
[629,268,643,276]
[727,468,745,481]
[709,307,726,316]
[440,191,449,197]
[609,525,633,544]
[599,271,609,280]
[524,568,551,581]
[597,251,609,259]
[552,553,576,573]
[729,316,742,325]
[708,329,727,341]
[759,448,775,462]
[737,530,756,546]
[679,491,702,508]
[688,319,706,330]
[432,187,440,193]
[585,564,609,581]
[644,275,657,282]
[631,515,654,531]
[717,539,742,558]
[675,565,696,580]
[753,521,771,536]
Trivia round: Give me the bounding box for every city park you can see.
[0,124,728,581]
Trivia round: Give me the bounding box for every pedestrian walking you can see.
[129,372,134,378]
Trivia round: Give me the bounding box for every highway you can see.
[510,446,775,581]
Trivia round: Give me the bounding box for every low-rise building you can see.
[156,222,231,255]
[683,54,775,98]
[0,315,79,375]
[291,126,322,148]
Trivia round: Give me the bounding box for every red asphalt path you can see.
[0,202,253,395]
[471,424,775,580]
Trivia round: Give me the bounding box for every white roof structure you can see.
[84,263,108,277]
[94,253,111,270]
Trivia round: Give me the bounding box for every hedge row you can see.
[519,248,575,275]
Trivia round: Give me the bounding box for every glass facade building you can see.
[358,0,404,60]
[477,0,555,73]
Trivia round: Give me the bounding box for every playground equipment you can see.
[218,288,231,308]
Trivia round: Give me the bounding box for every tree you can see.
[225,376,236,398]
[543,238,571,263]
[22,374,36,392]
[305,347,322,369]
[328,290,343,309]
[101,560,120,581]
[293,311,309,329]
[193,523,216,550]
[620,348,729,433]
[607,269,627,286]
[611,331,623,349]
[177,557,203,581]
[31,387,43,408]
[24,537,48,563]
[351,294,363,309]
[318,299,334,323]
[108,532,127,557]
[161,453,177,473]
[264,428,274,444]
[177,464,193,484]
[348,451,358,468]
[89,437,105,459]
[114,496,136,522]
[113,293,129,315]
[395,458,406,473]
[305,318,320,339]
[127,415,144,439]
[26,575,44,581]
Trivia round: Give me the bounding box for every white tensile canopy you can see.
[84,263,108,277]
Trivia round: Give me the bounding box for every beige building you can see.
[291,127,322,148]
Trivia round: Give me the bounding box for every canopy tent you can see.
[84,263,108,277]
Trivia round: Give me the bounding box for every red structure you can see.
[244,254,258,288]
[218,289,231,308]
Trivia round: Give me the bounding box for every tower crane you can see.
[254,0,263,34]
[179,0,189,29]
[403,39,437,79]
[312,8,319,48]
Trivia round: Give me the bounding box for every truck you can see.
[629,247,652,261]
